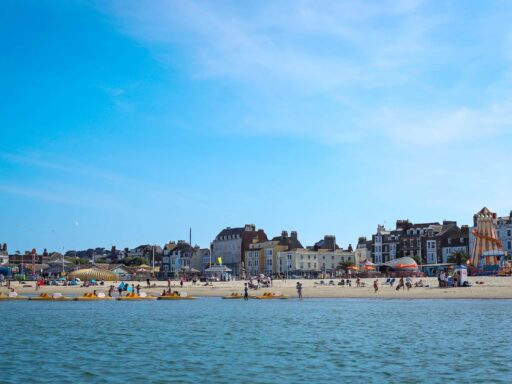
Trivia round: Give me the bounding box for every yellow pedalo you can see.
[29,293,72,301]
[254,292,289,300]
[157,292,196,300]
[116,292,156,301]
[74,292,113,301]
[0,292,28,300]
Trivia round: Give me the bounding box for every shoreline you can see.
[2,276,512,300]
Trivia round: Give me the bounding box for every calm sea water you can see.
[1,298,511,383]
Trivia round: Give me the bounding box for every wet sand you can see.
[2,276,512,299]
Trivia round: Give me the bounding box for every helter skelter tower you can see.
[470,207,504,272]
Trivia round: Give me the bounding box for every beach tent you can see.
[67,268,118,282]
[383,257,419,271]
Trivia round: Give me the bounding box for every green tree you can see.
[338,261,355,271]
[123,256,147,266]
[448,251,470,265]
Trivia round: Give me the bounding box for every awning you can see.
[205,265,232,273]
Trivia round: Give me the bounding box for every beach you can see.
[3,276,512,299]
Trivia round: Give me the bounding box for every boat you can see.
[157,292,196,300]
[29,293,72,301]
[0,292,28,300]
[222,292,254,299]
[116,292,156,301]
[254,292,288,300]
[222,293,244,299]
[74,292,113,301]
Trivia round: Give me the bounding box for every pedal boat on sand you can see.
[157,292,196,300]
[74,292,113,301]
[253,292,289,300]
[0,292,28,300]
[29,293,72,301]
[116,292,156,301]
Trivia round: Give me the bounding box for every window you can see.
[508,241,511,250]
[508,230,512,237]
[308,262,311,268]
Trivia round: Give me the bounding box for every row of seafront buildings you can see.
[0,225,356,279]
[2,207,511,279]
[202,224,355,278]
[355,207,512,274]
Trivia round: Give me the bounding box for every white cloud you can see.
[99,0,512,146]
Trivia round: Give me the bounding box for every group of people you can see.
[115,282,141,297]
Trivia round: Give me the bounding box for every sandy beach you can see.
[3,276,512,299]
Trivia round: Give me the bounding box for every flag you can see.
[217,257,222,265]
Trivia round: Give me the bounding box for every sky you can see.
[1,0,512,253]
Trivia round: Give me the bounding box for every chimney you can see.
[291,231,298,239]
[281,230,288,238]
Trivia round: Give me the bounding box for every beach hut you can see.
[205,265,232,281]
[67,268,118,282]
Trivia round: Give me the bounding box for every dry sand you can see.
[2,276,512,299]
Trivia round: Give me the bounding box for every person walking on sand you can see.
[373,279,379,293]
[396,277,405,291]
[244,283,249,301]
[167,278,171,290]
[180,277,184,288]
[136,284,141,295]
[146,278,151,288]
[296,282,303,299]
[356,277,361,288]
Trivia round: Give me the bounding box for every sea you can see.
[1,298,511,383]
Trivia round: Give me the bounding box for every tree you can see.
[123,256,147,266]
[338,261,355,271]
[448,251,470,265]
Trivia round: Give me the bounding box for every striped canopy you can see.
[67,268,118,281]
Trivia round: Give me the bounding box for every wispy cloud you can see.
[0,151,124,183]
[99,0,512,146]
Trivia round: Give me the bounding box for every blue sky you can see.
[2,0,512,253]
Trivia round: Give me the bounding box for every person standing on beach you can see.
[244,283,249,300]
[296,282,303,299]
[167,278,171,291]
[136,284,141,294]
[373,279,379,293]
[146,278,151,288]
[180,277,184,288]
[108,285,114,297]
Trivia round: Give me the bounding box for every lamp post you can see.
[152,245,155,279]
